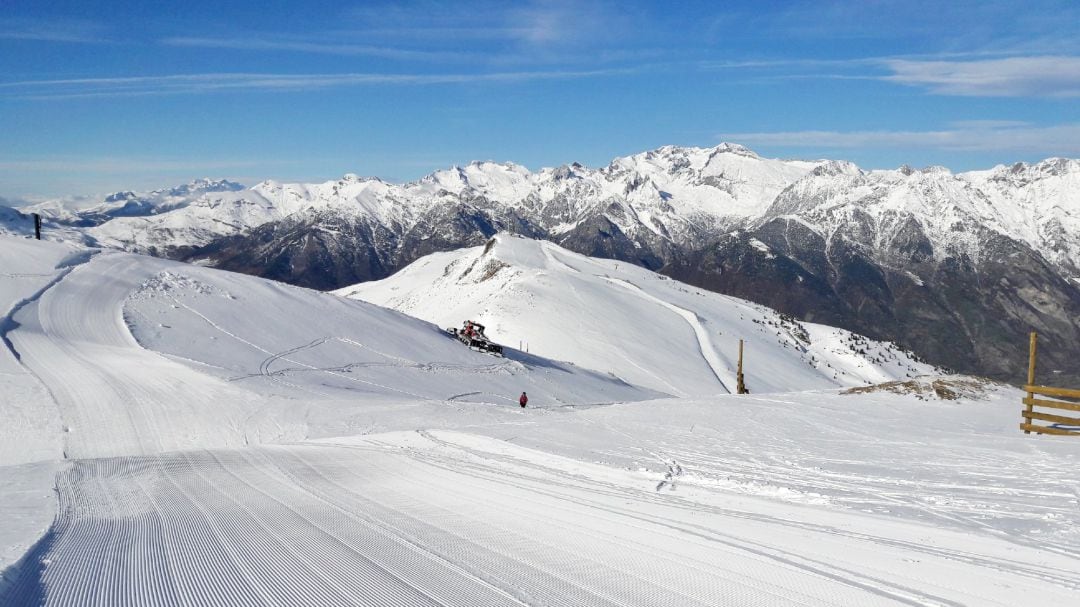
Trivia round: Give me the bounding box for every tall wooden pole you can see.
[1024,331,1037,434]
[736,339,746,395]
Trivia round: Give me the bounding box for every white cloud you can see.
[722,123,1080,154]
[0,18,109,44]
[345,0,627,48]
[700,53,1080,98]
[946,119,1033,129]
[154,2,647,69]
[884,56,1080,97]
[0,158,268,173]
[0,69,633,99]
[161,37,475,62]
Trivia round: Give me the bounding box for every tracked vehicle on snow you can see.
[447,320,504,356]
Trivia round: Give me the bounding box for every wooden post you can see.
[736,339,746,394]
[33,213,41,240]
[1024,331,1037,434]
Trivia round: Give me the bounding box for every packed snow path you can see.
[7,431,1078,607]
[6,253,260,459]
[603,277,733,393]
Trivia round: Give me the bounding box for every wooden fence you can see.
[1021,332,1080,436]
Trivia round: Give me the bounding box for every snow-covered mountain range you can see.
[339,234,937,396]
[5,144,1079,383]
[13,145,1079,280]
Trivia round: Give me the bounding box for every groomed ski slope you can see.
[4,395,1080,607]
[2,234,1079,606]
[0,234,658,589]
[0,236,656,464]
[340,234,937,396]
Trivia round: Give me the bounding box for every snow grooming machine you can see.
[447,320,504,356]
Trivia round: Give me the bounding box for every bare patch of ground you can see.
[842,375,1000,401]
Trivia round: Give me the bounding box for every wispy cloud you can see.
[0,194,31,208]
[709,0,1080,51]
[0,157,270,173]
[0,69,634,100]
[884,56,1080,97]
[161,1,647,66]
[721,122,1080,154]
[345,0,629,47]
[162,37,476,62]
[0,17,110,43]
[702,52,1080,98]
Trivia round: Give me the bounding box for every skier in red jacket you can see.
[519,392,528,408]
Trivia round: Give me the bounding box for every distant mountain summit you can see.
[6,145,1079,383]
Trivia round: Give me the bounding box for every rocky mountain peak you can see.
[919,166,952,176]
[1035,157,1078,176]
[104,191,137,202]
[712,142,760,158]
[810,160,862,178]
[165,178,245,197]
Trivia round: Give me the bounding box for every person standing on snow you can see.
[519,392,528,408]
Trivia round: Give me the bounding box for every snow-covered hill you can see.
[2,233,1079,606]
[0,236,658,466]
[340,235,936,395]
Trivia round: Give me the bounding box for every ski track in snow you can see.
[602,277,733,393]
[537,246,692,397]
[6,434,1078,606]
[4,252,266,459]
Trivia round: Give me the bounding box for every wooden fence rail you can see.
[1021,332,1080,436]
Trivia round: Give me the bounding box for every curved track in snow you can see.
[603,277,732,393]
[6,253,260,459]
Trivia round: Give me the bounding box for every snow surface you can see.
[339,234,937,396]
[2,233,1079,605]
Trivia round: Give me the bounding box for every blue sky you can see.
[2,0,1079,198]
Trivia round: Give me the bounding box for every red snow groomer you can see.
[447,320,504,356]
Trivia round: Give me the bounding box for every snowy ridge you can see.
[764,158,1080,274]
[11,146,1079,283]
[0,236,658,466]
[2,234,1079,605]
[9,144,822,254]
[339,234,937,395]
[21,178,243,226]
[961,158,1080,276]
